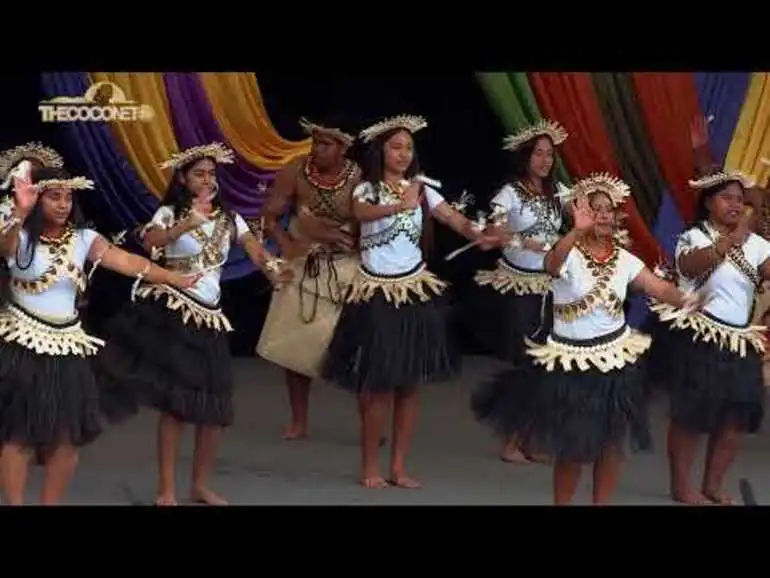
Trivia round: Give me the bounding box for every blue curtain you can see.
[694,72,751,166]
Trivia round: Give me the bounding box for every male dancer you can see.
[258,116,361,439]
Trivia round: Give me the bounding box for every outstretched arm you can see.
[261,161,300,255]
[88,235,197,290]
[431,202,482,242]
[630,268,689,308]
[239,230,293,286]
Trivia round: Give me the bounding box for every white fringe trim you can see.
[0,304,104,357]
[525,326,651,373]
[474,259,551,296]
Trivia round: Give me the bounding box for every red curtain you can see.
[631,73,702,222]
[528,72,661,265]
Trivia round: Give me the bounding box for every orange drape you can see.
[631,73,702,222]
[528,72,661,266]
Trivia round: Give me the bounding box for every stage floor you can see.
[22,355,770,505]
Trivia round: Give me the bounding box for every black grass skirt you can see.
[657,316,765,435]
[471,364,539,446]
[0,307,105,451]
[93,287,234,427]
[321,267,461,393]
[463,261,552,363]
[641,314,673,390]
[525,325,653,464]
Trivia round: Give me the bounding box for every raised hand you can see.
[690,115,709,150]
[571,195,595,233]
[13,172,37,215]
[401,181,421,211]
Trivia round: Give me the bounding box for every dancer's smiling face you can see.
[706,181,745,227]
[527,136,554,180]
[588,191,616,237]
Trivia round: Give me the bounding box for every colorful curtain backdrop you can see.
[478,71,770,263]
[39,72,310,281]
[478,71,770,327]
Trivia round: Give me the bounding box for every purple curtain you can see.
[162,73,274,218]
[163,72,281,280]
[39,72,158,234]
[694,72,751,166]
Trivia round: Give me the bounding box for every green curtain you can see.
[590,73,667,225]
[476,72,570,184]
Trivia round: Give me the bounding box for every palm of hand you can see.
[14,177,37,212]
[573,205,594,231]
[690,116,708,148]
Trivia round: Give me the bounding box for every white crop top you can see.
[353,182,446,276]
[490,181,569,271]
[7,227,100,320]
[675,223,770,326]
[144,206,250,305]
[552,245,645,340]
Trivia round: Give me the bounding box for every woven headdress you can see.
[688,170,755,190]
[35,176,95,193]
[359,115,427,143]
[0,142,64,180]
[502,119,568,152]
[299,117,355,146]
[568,172,632,207]
[159,142,235,171]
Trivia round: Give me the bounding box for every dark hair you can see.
[359,127,434,256]
[691,179,746,226]
[502,134,559,211]
[15,166,87,271]
[162,156,237,244]
[164,156,220,215]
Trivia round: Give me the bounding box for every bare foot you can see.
[500,447,532,464]
[191,487,228,506]
[526,453,550,464]
[702,489,737,505]
[388,474,422,489]
[361,476,389,489]
[282,424,307,440]
[671,489,712,505]
[155,494,177,506]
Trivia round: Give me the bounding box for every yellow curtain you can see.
[89,72,180,198]
[198,73,311,170]
[724,73,770,185]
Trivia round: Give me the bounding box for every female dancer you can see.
[322,115,494,489]
[482,173,700,505]
[469,119,571,464]
[649,170,770,505]
[0,164,197,505]
[94,142,292,506]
